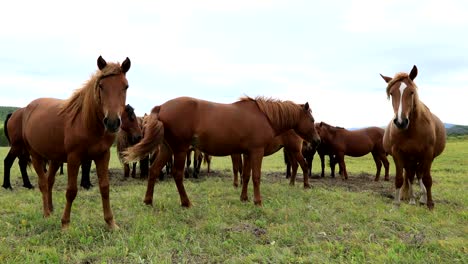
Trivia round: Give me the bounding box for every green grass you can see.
[0,138,467,263]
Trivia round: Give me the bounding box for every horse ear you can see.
[97,56,107,70]
[304,102,310,111]
[121,57,131,73]
[380,74,392,83]
[409,65,418,81]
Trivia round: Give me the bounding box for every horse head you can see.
[96,56,131,133]
[120,104,143,144]
[295,102,321,146]
[380,65,419,130]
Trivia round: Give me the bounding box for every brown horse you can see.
[116,107,144,178]
[21,56,131,229]
[380,65,445,209]
[124,96,321,207]
[232,129,311,187]
[315,122,389,181]
[3,103,141,190]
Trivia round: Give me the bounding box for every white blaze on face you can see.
[397,82,407,123]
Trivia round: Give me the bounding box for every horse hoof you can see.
[181,201,192,208]
[107,221,120,231]
[254,200,263,207]
[240,196,249,202]
[143,199,153,206]
[233,183,239,188]
[61,223,70,231]
[304,184,311,189]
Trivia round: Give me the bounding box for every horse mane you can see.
[240,96,303,130]
[59,62,124,129]
[385,72,418,99]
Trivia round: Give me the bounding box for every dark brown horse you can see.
[380,65,445,209]
[232,129,312,188]
[315,122,389,181]
[116,107,144,178]
[21,56,131,229]
[124,96,320,207]
[3,104,141,190]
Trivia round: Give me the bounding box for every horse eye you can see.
[98,83,103,90]
[125,85,129,90]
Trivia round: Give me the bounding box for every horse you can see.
[3,103,141,190]
[315,122,389,181]
[21,56,131,229]
[124,96,321,207]
[380,65,446,209]
[116,107,144,179]
[232,129,312,187]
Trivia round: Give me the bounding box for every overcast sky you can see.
[1,0,467,128]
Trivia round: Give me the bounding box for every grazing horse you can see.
[116,106,144,178]
[3,104,141,190]
[21,56,131,229]
[124,96,321,207]
[315,122,389,181]
[233,129,312,187]
[380,65,445,209]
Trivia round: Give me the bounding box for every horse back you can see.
[158,97,275,155]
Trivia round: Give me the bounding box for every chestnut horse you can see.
[3,104,141,190]
[315,122,389,181]
[380,65,445,209]
[21,56,131,229]
[232,129,312,188]
[124,96,321,207]
[116,107,144,178]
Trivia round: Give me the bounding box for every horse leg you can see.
[231,154,241,188]
[19,153,34,189]
[46,160,61,212]
[94,151,119,230]
[283,149,291,179]
[184,149,192,178]
[59,163,64,175]
[371,152,382,181]
[30,155,50,217]
[172,151,191,207]
[250,150,264,206]
[61,155,81,230]
[381,154,390,181]
[306,154,313,178]
[80,160,92,189]
[144,144,171,205]
[289,154,299,186]
[131,162,137,178]
[3,149,17,189]
[319,153,326,177]
[337,153,348,180]
[294,151,310,188]
[419,159,434,209]
[331,155,338,177]
[401,164,416,204]
[392,155,404,207]
[240,154,251,202]
[139,156,149,178]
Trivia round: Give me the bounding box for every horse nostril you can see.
[103,117,109,126]
[116,118,121,128]
[393,118,398,125]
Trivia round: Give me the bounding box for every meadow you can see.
[0,137,466,263]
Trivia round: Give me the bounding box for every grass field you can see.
[0,137,466,263]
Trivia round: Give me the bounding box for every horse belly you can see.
[23,101,66,161]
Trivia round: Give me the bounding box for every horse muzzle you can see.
[393,117,409,130]
[103,116,121,133]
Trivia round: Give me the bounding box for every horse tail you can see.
[283,148,289,165]
[4,113,12,144]
[203,153,210,164]
[123,113,164,163]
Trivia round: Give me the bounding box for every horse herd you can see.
[2,56,446,229]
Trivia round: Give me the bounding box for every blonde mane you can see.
[59,62,124,129]
[240,96,304,130]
